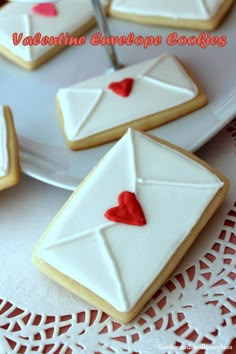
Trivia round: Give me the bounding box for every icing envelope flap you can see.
[134,132,223,185]
[0,2,29,16]
[143,55,198,94]
[0,13,31,33]
[39,132,135,248]
[111,0,224,20]
[0,14,32,61]
[60,89,103,140]
[73,57,161,90]
[40,232,124,309]
[58,54,199,141]
[38,130,224,312]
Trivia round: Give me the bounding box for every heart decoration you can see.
[108,78,134,98]
[32,3,58,17]
[104,191,146,226]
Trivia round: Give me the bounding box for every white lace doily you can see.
[0,120,235,353]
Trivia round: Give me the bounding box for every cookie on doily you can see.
[32,129,229,323]
[0,106,20,191]
[109,0,234,30]
[56,53,207,150]
[0,0,109,70]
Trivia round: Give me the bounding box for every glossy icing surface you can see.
[111,0,224,20]
[57,54,198,141]
[37,129,223,312]
[0,106,9,177]
[0,0,108,62]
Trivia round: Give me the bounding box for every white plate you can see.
[1,5,236,191]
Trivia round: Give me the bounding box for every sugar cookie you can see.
[110,0,234,30]
[57,53,207,150]
[32,129,229,323]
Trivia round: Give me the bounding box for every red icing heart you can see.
[108,78,134,97]
[104,191,146,226]
[32,3,58,17]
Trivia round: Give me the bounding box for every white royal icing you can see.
[37,129,224,312]
[0,106,9,177]
[111,0,224,20]
[0,0,108,62]
[57,53,198,142]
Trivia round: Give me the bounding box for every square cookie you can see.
[0,0,108,70]
[110,0,234,30]
[0,106,20,190]
[32,129,229,323]
[57,53,207,150]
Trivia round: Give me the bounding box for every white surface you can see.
[1,4,236,190]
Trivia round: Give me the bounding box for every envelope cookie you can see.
[32,129,229,323]
[57,53,207,150]
[0,106,20,191]
[0,0,108,70]
[110,0,234,30]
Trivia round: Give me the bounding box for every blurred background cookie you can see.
[110,0,234,30]
[0,105,20,191]
[0,0,109,70]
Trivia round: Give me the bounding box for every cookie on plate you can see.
[32,129,229,323]
[0,106,20,191]
[0,0,109,70]
[57,53,207,150]
[109,0,234,30]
